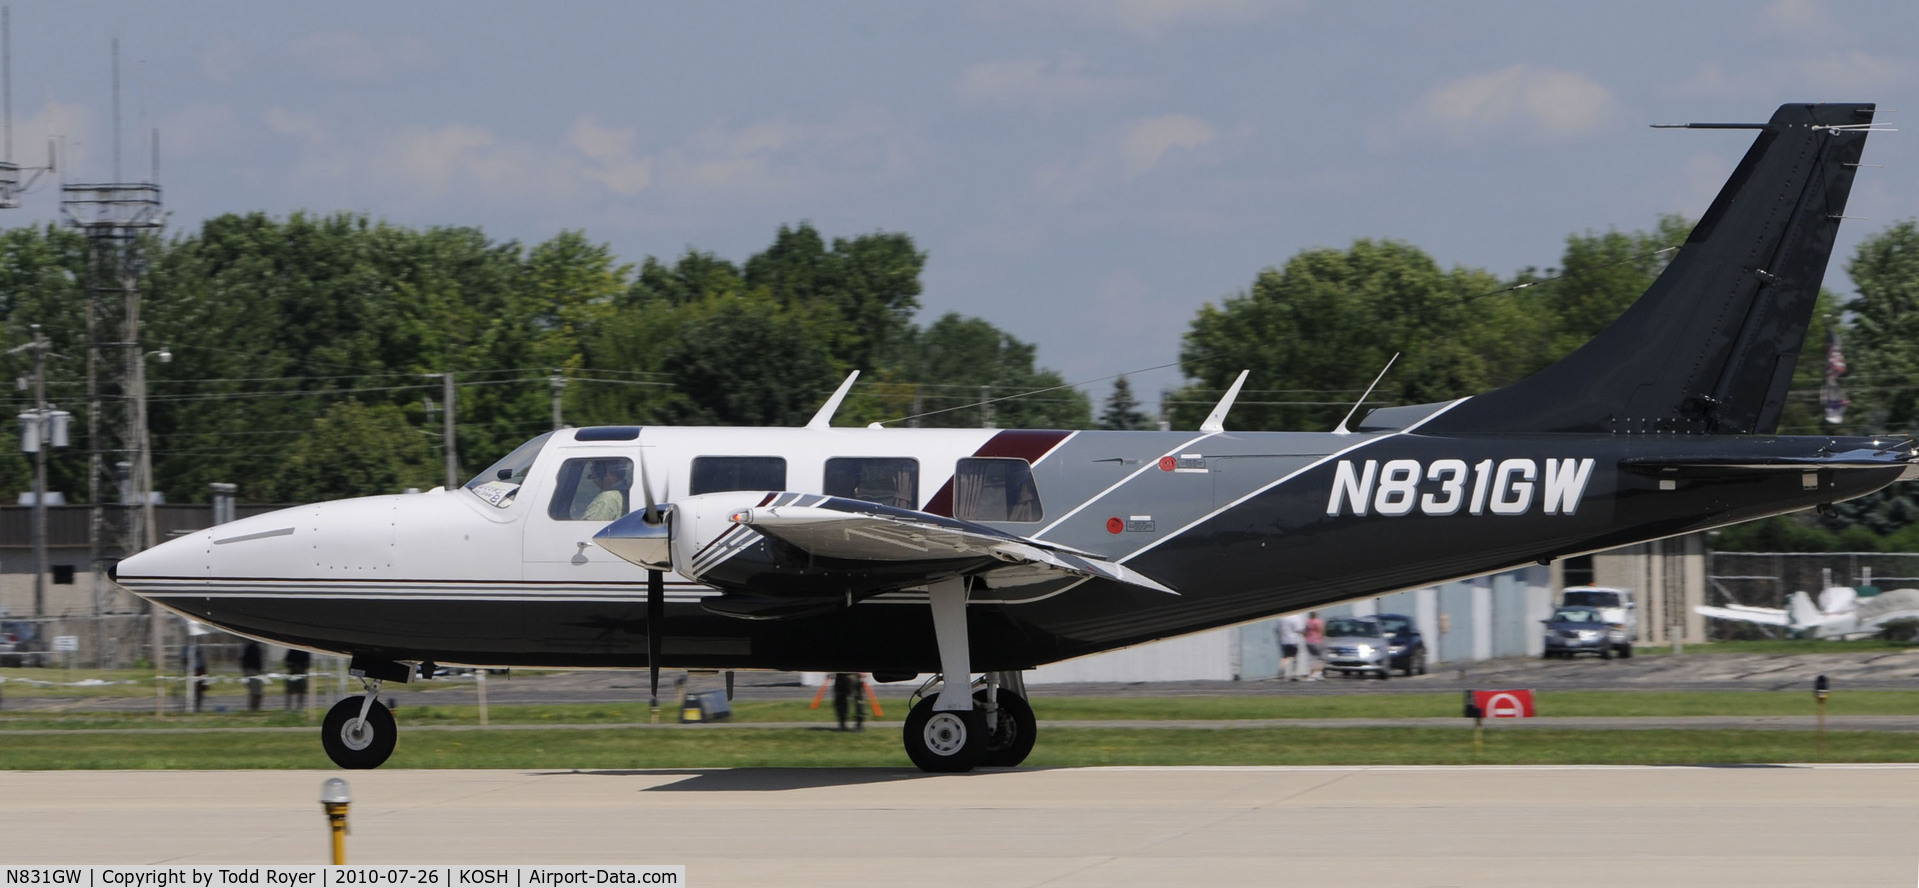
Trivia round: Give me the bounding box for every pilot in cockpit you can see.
[578,460,630,521]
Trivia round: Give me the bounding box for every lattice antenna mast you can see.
[0,6,54,209]
[61,37,163,667]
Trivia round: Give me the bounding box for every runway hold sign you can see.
[1464,689,1535,719]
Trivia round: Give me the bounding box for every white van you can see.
[1559,586,1637,658]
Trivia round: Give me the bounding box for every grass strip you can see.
[0,724,1914,770]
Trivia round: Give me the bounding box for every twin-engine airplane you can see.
[116,103,1910,771]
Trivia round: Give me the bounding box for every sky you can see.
[2,0,1915,412]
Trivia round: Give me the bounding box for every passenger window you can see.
[547,457,634,521]
[690,456,788,495]
[952,457,1044,523]
[824,457,918,509]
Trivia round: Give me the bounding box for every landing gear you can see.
[904,696,987,772]
[321,680,396,769]
[905,578,1042,772]
[977,685,1037,767]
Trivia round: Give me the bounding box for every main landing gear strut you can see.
[901,578,1038,772]
[322,678,397,769]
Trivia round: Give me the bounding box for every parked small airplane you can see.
[1697,586,1919,639]
[115,103,1909,772]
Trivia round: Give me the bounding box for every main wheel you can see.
[903,694,987,772]
[322,696,396,769]
[976,689,1038,768]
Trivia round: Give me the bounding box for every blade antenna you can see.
[806,370,860,429]
[1198,370,1250,433]
[1333,353,1399,435]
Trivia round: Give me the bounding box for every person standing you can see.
[284,648,312,712]
[1303,611,1326,681]
[241,642,265,712]
[1276,613,1306,681]
[832,672,865,732]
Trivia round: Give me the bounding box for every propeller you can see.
[639,450,665,717]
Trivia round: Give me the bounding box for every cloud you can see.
[158,104,245,155]
[1399,65,1619,147]
[954,54,1140,111]
[1679,52,1916,100]
[286,30,436,83]
[1119,115,1217,178]
[974,0,1303,39]
[1796,51,1919,92]
[1036,113,1220,199]
[567,117,652,196]
[261,106,923,210]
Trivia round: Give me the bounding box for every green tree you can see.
[1845,220,1919,432]
[1098,375,1153,430]
[256,402,439,503]
[905,313,1091,429]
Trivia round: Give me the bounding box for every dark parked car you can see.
[0,619,44,667]
[1542,605,1615,659]
[1375,612,1428,676]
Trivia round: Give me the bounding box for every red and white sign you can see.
[1470,689,1535,718]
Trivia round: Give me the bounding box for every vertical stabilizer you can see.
[1423,103,1875,436]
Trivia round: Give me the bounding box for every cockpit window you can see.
[952,457,1044,523]
[824,457,918,509]
[464,432,553,508]
[548,457,634,521]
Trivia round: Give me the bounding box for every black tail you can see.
[1420,102,1875,436]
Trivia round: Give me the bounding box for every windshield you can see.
[1562,590,1621,608]
[1324,618,1381,637]
[1551,608,1600,623]
[463,432,553,508]
[1376,615,1411,634]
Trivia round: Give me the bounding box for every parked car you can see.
[1560,585,1636,657]
[1542,605,1615,659]
[1322,616,1392,679]
[1374,612,1428,676]
[0,620,44,667]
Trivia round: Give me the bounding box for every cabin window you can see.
[547,457,634,521]
[690,456,788,495]
[824,457,918,509]
[463,431,553,508]
[952,457,1044,523]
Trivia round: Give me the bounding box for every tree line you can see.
[0,215,1088,504]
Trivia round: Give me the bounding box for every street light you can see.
[320,777,351,864]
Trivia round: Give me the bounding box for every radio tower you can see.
[60,38,162,663]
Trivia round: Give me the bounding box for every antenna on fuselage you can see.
[1198,370,1249,433]
[1332,353,1399,436]
[807,370,860,429]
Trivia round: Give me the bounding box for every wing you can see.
[1693,604,1792,627]
[734,497,1177,595]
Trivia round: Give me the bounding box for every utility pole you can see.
[441,372,458,489]
[980,385,993,430]
[549,369,564,430]
[8,325,53,618]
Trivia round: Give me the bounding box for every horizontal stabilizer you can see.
[1694,604,1792,627]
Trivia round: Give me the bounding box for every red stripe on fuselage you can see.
[923,429,1072,516]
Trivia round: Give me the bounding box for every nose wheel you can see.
[321,682,396,769]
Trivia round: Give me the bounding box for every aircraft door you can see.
[522,451,649,583]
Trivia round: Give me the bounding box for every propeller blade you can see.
[647,568,664,715]
[638,449,660,524]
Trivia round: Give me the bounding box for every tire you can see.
[1619,643,1634,659]
[1600,645,1613,660]
[321,696,396,769]
[975,689,1038,768]
[903,695,987,773]
[1376,668,1389,681]
[1415,649,1428,675]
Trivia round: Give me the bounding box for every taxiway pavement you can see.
[6,766,1916,886]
